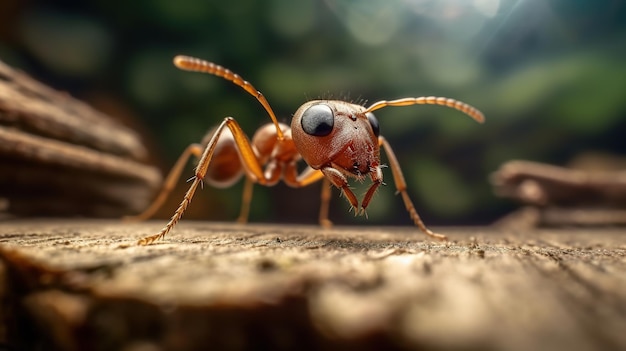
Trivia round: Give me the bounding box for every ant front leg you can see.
[379,136,448,241]
[138,117,267,245]
[320,167,360,215]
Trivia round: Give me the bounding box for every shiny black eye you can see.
[366,112,380,137]
[301,104,334,137]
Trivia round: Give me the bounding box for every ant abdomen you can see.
[204,122,292,188]
[203,127,244,188]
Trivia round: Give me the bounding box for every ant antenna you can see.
[173,55,285,140]
[365,96,485,124]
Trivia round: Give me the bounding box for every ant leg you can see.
[138,117,267,245]
[236,177,254,224]
[284,164,330,226]
[137,176,203,245]
[361,167,383,217]
[321,167,359,215]
[125,144,203,222]
[379,136,447,241]
[319,178,333,228]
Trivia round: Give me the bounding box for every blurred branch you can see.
[491,159,626,228]
[492,160,626,207]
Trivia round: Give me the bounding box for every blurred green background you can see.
[1,0,625,226]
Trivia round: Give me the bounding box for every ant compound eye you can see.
[366,112,380,137]
[301,104,334,137]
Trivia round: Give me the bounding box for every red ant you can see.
[130,55,485,245]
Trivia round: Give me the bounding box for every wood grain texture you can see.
[0,60,161,217]
[0,60,145,159]
[0,220,625,351]
[491,160,626,207]
[491,160,626,228]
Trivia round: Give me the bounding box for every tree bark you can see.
[0,60,161,217]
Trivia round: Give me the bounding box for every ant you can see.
[129,55,485,245]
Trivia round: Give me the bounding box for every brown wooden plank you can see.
[0,220,624,351]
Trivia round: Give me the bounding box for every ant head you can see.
[291,100,381,173]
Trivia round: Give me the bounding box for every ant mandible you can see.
[130,55,485,245]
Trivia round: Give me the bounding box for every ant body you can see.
[130,55,484,245]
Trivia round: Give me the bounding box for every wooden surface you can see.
[0,220,625,351]
[0,60,161,217]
